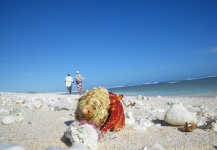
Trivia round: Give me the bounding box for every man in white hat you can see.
[65,74,73,94]
[74,71,85,95]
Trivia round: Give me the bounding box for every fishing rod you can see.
[85,69,108,79]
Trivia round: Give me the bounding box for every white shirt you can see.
[65,76,73,87]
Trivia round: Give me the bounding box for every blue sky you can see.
[0,0,217,92]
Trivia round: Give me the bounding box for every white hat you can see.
[76,71,79,74]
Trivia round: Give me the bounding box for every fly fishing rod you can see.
[84,69,108,79]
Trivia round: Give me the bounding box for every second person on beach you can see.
[74,71,85,95]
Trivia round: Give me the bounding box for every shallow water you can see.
[108,76,217,96]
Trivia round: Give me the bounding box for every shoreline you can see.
[0,92,217,149]
[1,90,217,97]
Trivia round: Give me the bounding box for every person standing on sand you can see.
[65,74,73,94]
[74,71,85,95]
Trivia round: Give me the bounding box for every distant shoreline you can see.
[1,91,217,98]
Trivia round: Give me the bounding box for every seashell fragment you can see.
[33,101,44,108]
[1,109,25,125]
[150,143,165,150]
[157,95,162,99]
[164,104,197,127]
[211,121,217,133]
[125,111,135,126]
[64,120,100,150]
[139,119,153,127]
[137,95,143,100]
[1,114,24,125]
[148,113,161,121]
[0,142,24,150]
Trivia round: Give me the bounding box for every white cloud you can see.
[210,47,217,53]
[24,73,32,77]
[198,47,217,53]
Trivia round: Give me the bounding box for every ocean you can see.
[108,76,217,96]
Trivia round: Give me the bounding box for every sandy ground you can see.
[0,92,217,150]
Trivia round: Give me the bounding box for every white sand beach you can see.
[0,91,217,150]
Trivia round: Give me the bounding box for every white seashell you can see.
[65,122,98,150]
[125,111,135,126]
[155,123,161,127]
[33,101,44,108]
[50,107,55,111]
[157,95,161,99]
[139,119,153,127]
[0,142,24,150]
[157,109,165,113]
[150,143,165,150]
[164,104,197,126]
[211,122,217,133]
[1,114,24,125]
[137,95,143,100]
[143,96,148,100]
[197,120,205,127]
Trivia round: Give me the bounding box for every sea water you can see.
[108,76,217,96]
